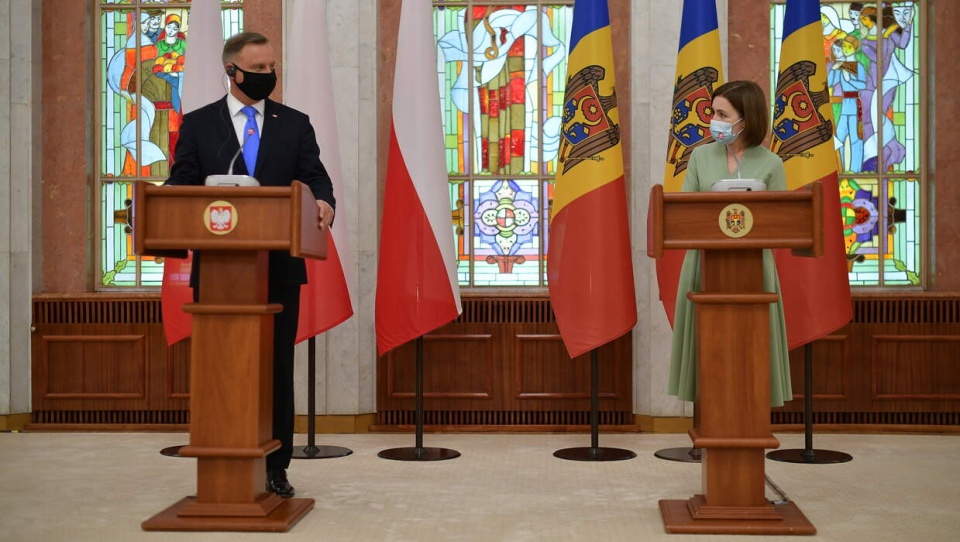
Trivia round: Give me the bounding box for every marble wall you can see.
[0,0,41,416]
[285,0,379,417]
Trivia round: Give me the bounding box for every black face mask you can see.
[233,66,277,101]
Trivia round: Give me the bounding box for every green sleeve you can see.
[682,147,701,192]
[768,154,787,191]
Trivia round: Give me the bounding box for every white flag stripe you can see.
[182,0,227,114]
[392,0,461,311]
[285,0,357,304]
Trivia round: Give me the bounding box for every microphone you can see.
[204,127,260,187]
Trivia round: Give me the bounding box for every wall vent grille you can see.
[456,298,555,324]
[32,410,189,425]
[853,297,960,324]
[378,410,633,426]
[33,297,162,325]
[771,411,960,426]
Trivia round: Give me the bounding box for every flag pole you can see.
[378,336,460,461]
[767,344,852,464]
[293,336,353,459]
[553,348,635,462]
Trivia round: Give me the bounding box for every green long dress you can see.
[667,141,793,407]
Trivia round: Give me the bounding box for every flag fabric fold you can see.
[160,0,222,346]
[657,0,724,327]
[375,0,462,355]
[771,0,853,348]
[161,0,355,345]
[548,0,636,358]
[286,0,355,341]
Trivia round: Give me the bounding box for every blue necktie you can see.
[241,105,260,176]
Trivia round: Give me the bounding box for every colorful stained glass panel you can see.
[98,2,242,289]
[471,179,542,286]
[541,6,572,175]
[884,178,921,285]
[772,1,924,287]
[101,6,191,180]
[436,5,572,177]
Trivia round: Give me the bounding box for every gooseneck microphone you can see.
[204,125,260,187]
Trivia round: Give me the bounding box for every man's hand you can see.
[316,200,335,230]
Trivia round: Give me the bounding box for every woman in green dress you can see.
[668,80,793,407]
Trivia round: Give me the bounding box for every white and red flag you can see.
[286,0,355,339]
[375,0,462,354]
[160,0,223,345]
[161,0,355,344]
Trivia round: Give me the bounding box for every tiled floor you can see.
[1,431,958,541]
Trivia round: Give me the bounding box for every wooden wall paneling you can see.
[33,325,148,411]
[166,339,191,400]
[872,334,960,401]
[378,323,503,413]
[375,301,633,426]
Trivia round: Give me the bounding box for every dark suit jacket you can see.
[165,96,335,287]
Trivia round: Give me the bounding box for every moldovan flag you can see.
[375,0,462,355]
[657,0,724,326]
[771,0,853,348]
[286,0,355,340]
[549,0,636,358]
[160,0,223,345]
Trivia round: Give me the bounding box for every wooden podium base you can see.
[142,496,315,532]
[659,496,816,535]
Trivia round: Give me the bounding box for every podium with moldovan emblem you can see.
[647,182,823,535]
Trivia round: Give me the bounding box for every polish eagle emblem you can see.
[204,201,238,235]
[211,208,232,231]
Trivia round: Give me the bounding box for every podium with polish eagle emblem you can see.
[131,182,326,532]
[647,183,822,535]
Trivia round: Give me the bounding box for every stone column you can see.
[630,0,728,421]
[285,0,378,421]
[0,0,42,426]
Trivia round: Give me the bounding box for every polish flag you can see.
[161,0,355,345]
[160,0,223,345]
[286,0,355,340]
[375,0,462,355]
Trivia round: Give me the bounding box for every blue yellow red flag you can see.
[657,0,725,327]
[771,0,853,348]
[548,0,636,357]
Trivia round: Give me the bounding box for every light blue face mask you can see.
[710,117,744,145]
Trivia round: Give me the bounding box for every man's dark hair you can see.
[850,2,864,11]
[222,32,270,65]
[712,80,769,148]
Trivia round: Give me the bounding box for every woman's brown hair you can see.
[713,80,769,148]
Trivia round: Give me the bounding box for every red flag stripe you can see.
[548,177,636,358]
[375,125,460,355]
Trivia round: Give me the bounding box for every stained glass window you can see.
[435,1,573,287]
[97,1,243,288]
[771,1,924,287]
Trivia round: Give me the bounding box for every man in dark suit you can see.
[165,31,335,498]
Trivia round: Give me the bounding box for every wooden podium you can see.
[132,182,326,532]
[647,183,822,535]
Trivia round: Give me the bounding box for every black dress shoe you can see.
[267,469,295,498]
